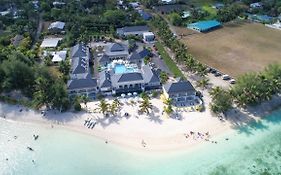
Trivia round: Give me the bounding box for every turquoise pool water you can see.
[1,109,281,175]
[114,64,136,74]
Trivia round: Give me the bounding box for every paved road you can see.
[32,12,43,49]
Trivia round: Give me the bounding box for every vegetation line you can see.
[155,42,184,78]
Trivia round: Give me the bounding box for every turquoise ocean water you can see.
[1,109,281,175]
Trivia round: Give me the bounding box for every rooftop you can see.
[48,21,65,30]
[68,75,97,90]
[52,50,67,62]
[163,79,195,94]
[117,25,149,35]
[187,20,221,32]
[40,38,62,48]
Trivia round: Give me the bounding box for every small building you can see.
[212,3,224,9]
[265,20,281,31]
[138,10,152,20]
[182,11,191,19]
[161,0,176,4]
[116,25,150,37]
[52,50,67,63]
[40,38,62,48]
[187,20,222,32]
[11,35,24,47]
[48,21,65,33]
[250,2,262,8]
[129,2,140,9]
[154,5,185,14]
[162,78,197,105]
[143,32,155,43]
[248,14,273,23]
[53,1,66,8]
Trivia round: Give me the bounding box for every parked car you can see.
[215,72,222,77]
[210,69,217,74]
[230,79,236,84]
[222,74,230,80]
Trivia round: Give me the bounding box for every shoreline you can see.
[1,94,281,153]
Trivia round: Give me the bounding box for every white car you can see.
[222,74,230,80]
[230,79,236,84]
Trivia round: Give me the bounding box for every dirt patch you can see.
[175,21,281,77]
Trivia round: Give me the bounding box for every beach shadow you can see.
[147,112,162,124]
[95,115,122,128]
[42,110,83,124]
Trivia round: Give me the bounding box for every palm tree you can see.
[81,95,90,108]
[113,98,121,108]
[109,103,118,116]
[139,98,153,114]
[98,99,109,115]
[163,104,173,116]
[196,78,209,90]
[209,86,223,98]
[164,98,172,105]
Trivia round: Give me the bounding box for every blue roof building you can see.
[138,10,152,20]
[187,20,222,32]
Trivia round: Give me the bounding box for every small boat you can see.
[27,147,34,151]
[33,135,39,140]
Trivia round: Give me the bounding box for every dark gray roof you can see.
[129,48,150,60]
[71,43,87,58]
[163,80,195,94]
[68,77,97,90]
[110,43,125,52]
[98,54,110,63]
[142,65,160,83]
[117,25,149,35]
[99,71,112,88]
[129,51,142,60]
[71,43,89,74]
[117,72,143,83]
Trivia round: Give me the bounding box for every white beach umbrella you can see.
[133,92,138,96]
[121,94,126,98]
[127,93,132,96]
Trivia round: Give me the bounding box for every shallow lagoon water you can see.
[1,109,281,175]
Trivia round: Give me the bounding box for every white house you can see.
[40,38,62,48]
[52,50,67,63]
[143,32,155,43]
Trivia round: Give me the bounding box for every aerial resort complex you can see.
[1,0,281,174]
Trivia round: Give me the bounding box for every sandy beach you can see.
[1,92,281,152]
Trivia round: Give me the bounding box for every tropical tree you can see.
[81,95,90,108]
[160,71,169,84]
[210,88,232,114]
[164,98,172,105]
[98,99,109,115]
[109,103,118,116]
[209,86,223,98]
[163,104,173,116]
[113,98,121,108]
[196,78,210,90]
[139,98,153,114]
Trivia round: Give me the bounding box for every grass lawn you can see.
[155,41,184,78]
[174,21,281,77]
[202,5,217,19]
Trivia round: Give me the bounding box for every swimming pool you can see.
[114,64,136,74]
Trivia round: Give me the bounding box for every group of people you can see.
[184,131,212,141]
[84,118,96,129]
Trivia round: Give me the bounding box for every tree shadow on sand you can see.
[95,114,122,128]
[226,108,269,136]
[147,112,162,124]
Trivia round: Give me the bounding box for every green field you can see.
[155,42,184,78]
[202,5,217,19]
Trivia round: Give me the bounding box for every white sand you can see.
[1,92,280,152]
